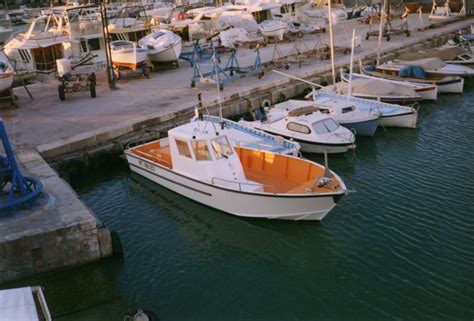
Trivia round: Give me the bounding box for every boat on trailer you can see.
[138,30,182,64]
[125,120,347,220]
[110,40,149,68]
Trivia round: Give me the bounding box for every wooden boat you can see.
[350,69,438,101]
[364,63,464,94]
[125,120,347,221]
[324,75,422,105]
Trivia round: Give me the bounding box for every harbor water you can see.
[6,83,474,320]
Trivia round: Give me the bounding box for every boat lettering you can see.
[139,160,155,172]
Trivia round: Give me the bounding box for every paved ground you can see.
[1,14,473,151]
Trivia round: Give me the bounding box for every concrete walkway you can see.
[1,14,473,154]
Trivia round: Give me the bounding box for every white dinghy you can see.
[125,120,347,221]
[240,106,356,154]
[110,40,148,67]
[138,30,182,64]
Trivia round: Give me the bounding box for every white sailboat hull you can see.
[126,153,343,221]
[438,77,464,93]
[111,49,148,66]
[148,40,182,62]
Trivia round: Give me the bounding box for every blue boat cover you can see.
[399,65,427,79]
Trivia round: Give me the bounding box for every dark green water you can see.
[6,84,474,321]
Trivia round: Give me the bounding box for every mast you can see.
[328,0,336,85]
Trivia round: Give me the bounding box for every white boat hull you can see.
[380,111,418,128]
[438,77,464,93]
[0,73,13,93]
[126,153,343,220]
[148,41,182,62]
[111,50,148,66]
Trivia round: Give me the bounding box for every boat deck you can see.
[131,141,172,169]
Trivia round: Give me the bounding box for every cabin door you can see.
[32,44,63,73]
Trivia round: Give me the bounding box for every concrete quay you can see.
[0,14,472,283]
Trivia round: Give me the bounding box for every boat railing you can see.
[203,115,296,149]
[211,177,272,192]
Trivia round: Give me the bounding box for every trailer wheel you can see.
[406,31,411,37]
[191,81,195,88]
[144,68,150,79]
[116,71,122,80]
[90,82,96,98]
[58,85,65,101]
[365,33,370,40]
[386,36,390,41]
[322,28,326,33]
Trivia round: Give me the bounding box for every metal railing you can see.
[211,177,273,192]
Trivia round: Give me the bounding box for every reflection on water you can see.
[3,85,474,321]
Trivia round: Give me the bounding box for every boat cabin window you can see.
[192,140,212,161]
[175,139,192,158]
[211,136,233,159]
[287,122,311,134]
[312,119,340,134]
[80,38,101,53]
[341,106,355,113]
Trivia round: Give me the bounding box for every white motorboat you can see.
[125,120,347,220]
[313,92,418,129]
[240,106,356,154]
[110,40,148,67]
[358,67,438,101]
[138,30,182,64]
[275,99,380,137]
[200,114,300,156]
[259,20,288,40]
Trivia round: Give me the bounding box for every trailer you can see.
[112,61,152,80]
[58,72,96,101]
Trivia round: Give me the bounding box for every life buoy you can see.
[260,98,271,108]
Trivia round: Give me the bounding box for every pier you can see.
[0,13,473,283]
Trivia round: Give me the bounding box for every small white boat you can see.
[0,286,51,321]
[110,40,148,67]
[259,20,288,41]
[240,106,356,154]
[358,67,438,101]
[313,92,418,129]
[275,99,380,137]
[138,30,182,64]
[200,114,300,156]
[125,120,347,220]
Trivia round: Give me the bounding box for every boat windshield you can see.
[211,136,233,159]
[312,118,339,134]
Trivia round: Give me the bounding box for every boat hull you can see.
[148,40,182,62]
[380,111,417,128]
[126,153,343,220]
[341,118,379,136]
[437,77,464,93]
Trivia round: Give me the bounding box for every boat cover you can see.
[323,78,417,96]
[399,65,427,79]
[0,287,39,321]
